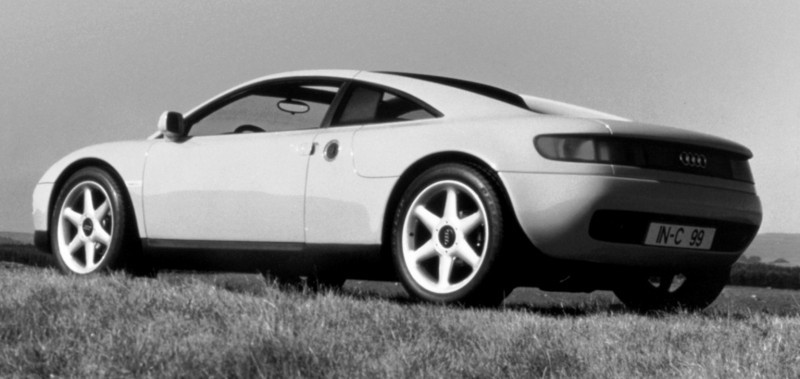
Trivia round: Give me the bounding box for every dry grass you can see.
[2,265,800,378]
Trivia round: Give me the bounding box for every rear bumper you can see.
[500,172,762,269]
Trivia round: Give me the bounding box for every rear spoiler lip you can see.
[520,94,631,122]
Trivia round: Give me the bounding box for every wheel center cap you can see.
[438,225,456,248]
[82,219,94,236]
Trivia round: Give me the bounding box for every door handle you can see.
[294,142,317,156]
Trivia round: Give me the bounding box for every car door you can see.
[142,80,343,245]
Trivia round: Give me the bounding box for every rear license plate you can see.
[644,222,716,250]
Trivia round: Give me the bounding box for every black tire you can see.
[391,163,508,306]
[613,269,729,312]
[50,167,134,275]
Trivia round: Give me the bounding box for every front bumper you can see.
[32,182,54,253]
[499,172,762,269]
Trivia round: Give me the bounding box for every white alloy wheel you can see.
[613,270,729,311]
[402,180,489,294]
[393,163,507,305]
[646,274,687,293]
[56,181,114,273]
[51,167,129,275]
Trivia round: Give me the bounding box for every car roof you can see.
[184,70,534,120]
[377,71,530,109]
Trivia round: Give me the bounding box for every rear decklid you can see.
[597,119,754,184]
[600,120,752,158]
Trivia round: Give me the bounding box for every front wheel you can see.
[391,164,508,306]
[613,269,729,312]
[50,167,130,275]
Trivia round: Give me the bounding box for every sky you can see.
[1,1,798,234]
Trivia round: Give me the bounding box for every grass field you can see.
[2,262,799,378]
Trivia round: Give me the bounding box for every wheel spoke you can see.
[411,239,437,263]
[656,275,673,294]
[438,256,454,288]
[414,205,440,232]
[67,235,84,255]
[663,275,678,293]
[453,243,481,268]
[63,208,82,227]
[94,227,112,247]
[84,242,96,269]
[460,211,483,234]
[83,188,95,217]
[443,187,458,221]
[95,200,110,220]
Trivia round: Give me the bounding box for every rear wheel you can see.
[392,164,508,306]
[50,167,131,275]
[613,270,729,312]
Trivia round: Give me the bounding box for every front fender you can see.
[33,140,156,242]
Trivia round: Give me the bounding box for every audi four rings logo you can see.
[679,151,707,168]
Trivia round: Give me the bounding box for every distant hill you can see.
[0,236,21,246]
[742,233,800,267]
[0,232,32,245]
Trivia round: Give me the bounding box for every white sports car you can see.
[32,70,762,310]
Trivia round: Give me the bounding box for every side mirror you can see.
[157,111,185,140]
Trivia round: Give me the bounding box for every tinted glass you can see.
[189,82,341,136]
[332,84,434,126]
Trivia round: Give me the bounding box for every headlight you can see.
[534,135,644,166]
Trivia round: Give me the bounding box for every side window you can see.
[188,82,341,137]
[332,84,435,126]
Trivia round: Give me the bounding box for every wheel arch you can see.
[379,151,517,257]
[45,159,143,253]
